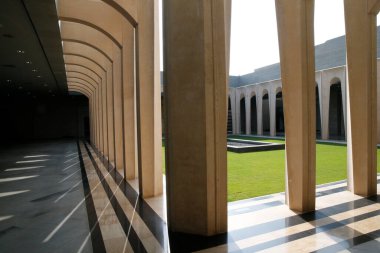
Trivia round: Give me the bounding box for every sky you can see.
[160,0,380,76]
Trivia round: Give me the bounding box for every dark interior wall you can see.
[329,83,345,140]
[0,95,89,143]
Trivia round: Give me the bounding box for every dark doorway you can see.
[240,97,246,134]
[251,95,257,134]
[84,117,90,140]
[329,82,345,140]
[275,91,284,136]
[316,86,322,139]
[228,97,233,134]
[262,92,270,135]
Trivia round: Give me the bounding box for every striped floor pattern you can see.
[78,141,380,253]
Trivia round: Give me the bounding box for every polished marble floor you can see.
[0,140,92,253]
[1,140,380,252]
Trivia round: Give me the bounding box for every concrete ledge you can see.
[227,138,285,153]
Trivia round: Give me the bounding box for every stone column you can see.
[96,85,103,151]
[99,76,105,154]
[122,24,138,180]
[113,50,125,174]
[90,92,95,146]
[257,90,263,135]
[101,74,109,157]
[344,0,378,196]
[96,87,101,150]
[269,89,276,137]
[276,0,316,212]
[340,74,347,139]
[245,93,251,135]
[106,65,115,163]
[163,0,230,235]
[136,0,163,197]
[230,90,237,134]
[321,73,330,140]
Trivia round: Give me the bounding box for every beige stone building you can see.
[0,0,380,252]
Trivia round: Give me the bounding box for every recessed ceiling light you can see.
[18,86,23,89]
[6,79,11,82]
[36,75,41,78]
[26,61,32,64]
[43,84,48,87]
[16,50,24,54]
[7,94,10,97]
[32,69,37,72]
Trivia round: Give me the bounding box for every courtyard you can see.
[163,136,380,202]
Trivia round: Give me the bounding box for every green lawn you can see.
[162,136,380,202]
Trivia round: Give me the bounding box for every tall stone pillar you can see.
[245,94,251,135]
[321,74,330,140]
[113,50,125,174]
[269,89,276,137]
[163,0,231,235]
[122,25,138,180]
[101,75,108,156]
[257,91,263,135]
[89,97,94,145]
[96,86,103,153]
[136,0,163,197]
[340,76,347,138]
[106,65,115,163]
[91,96,95,145]
[276,0,316,212]
[344,0,378,196]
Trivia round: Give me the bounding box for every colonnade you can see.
[59,0,379,237]
[230,65,352,140]
[229,0,379,215]
[274,0,379,211]
[59,0,162,198]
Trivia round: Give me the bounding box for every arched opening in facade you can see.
[275,89,284,136]
[240,96,246,134]
[316,85,322,139]
[228,96,233,134]
[262,89,270,135]
[329,79,345,140]
[250,94,257,135]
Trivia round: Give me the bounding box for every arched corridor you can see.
[1,0,380,252]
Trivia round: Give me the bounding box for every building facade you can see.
[228,30,380,143]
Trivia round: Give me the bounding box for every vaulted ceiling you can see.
[0,0,67,98]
